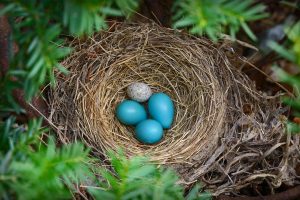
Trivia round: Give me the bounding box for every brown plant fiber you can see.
[48,22,300,195]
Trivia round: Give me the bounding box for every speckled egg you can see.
[127,82,152,102]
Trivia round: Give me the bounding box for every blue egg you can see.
[148,93,174,129]
[135,120,163,144]
[116,100,147,125]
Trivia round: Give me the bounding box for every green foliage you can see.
[0,118,211,199]
[172,0,268,41]
[63,0,139,35]
[269,21,300,134]
[269,22,300,65]
[0,0,138,109]
[0,117,93,199]
[89,150,211,200]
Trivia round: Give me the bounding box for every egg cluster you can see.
[116,82,174,144]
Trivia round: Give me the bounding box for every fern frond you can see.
[89,150,210,200]
[269,21,300,135]
[0,0,138,104]
[173,0,268,41]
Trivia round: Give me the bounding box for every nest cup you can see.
[49,22,300,195]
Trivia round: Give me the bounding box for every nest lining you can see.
[49,22,300,195]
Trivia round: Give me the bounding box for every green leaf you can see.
[186,184,201,200]
[122,188,149,200]
[287,122,300,134]
[241,22,257,41]
[173,17,196,29]
[282,97,300,110]
[0,4,16,16]
[272,66,300,85]
[27,57,44,78]
[100,169,119,189]
[26,47,41,67]
[199,191,212,200]
[28,37,39,53]
[89,188,116,200]
[172,0,267,41]
[56,64,69,75]
[127,165,156,181]
[101,7,123,17]
[114,0,139,17]
[268,41,296,62]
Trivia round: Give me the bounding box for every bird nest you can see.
[48,22,300,195]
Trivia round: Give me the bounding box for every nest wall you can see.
[49,22,300,195]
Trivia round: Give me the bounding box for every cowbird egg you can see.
[127,82,152,102]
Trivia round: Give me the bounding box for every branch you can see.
[0,6,10,76]
[217,185,300,200]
